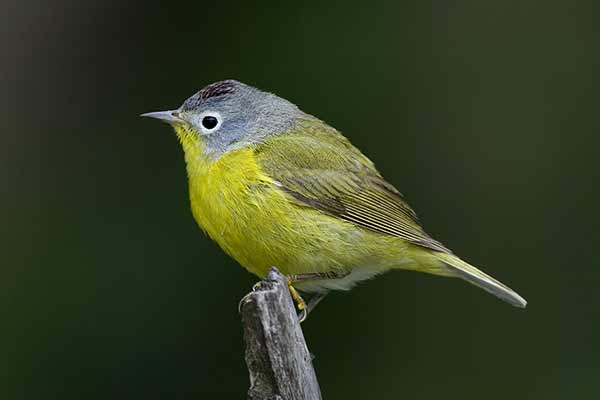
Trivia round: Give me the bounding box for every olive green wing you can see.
[254,123,451,254]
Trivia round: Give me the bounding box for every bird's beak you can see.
[140,110,185,125]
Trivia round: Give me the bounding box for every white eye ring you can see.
[197,111,222,135]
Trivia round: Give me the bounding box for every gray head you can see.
[142,80,305,157]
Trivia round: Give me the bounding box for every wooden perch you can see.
[240,268,322,400]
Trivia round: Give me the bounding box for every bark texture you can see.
[240,268,322,400]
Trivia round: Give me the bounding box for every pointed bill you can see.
[140,110,185,125]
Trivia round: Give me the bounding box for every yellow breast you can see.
[180,130,314,277]
[176,128,410,281]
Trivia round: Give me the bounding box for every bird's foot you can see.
[287,277,308,322]
[237,281,264,313]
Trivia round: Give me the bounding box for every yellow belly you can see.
[183,143,416,282]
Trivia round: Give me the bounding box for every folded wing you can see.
[254,121,450,254]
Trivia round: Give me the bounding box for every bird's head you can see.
[142,80,304,158]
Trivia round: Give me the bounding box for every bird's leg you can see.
[286,279,308,312]
[239,270,350,320]
[287,270,350,322]
[288,270,350,282]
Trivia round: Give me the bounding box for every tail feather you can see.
[434,253,527,308]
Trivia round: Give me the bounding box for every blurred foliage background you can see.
[2,0,599,398]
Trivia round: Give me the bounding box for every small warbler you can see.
[142,80,526,319]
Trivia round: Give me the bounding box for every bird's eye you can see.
[202,115,219,130]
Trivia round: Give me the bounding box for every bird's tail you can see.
[433,252,527,308]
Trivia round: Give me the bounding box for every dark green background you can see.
[2,1,599,398]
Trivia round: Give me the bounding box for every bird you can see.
[142,79,526,320]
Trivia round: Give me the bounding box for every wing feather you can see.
[254,120,450,254]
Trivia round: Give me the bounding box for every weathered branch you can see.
[240,268,322,400]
